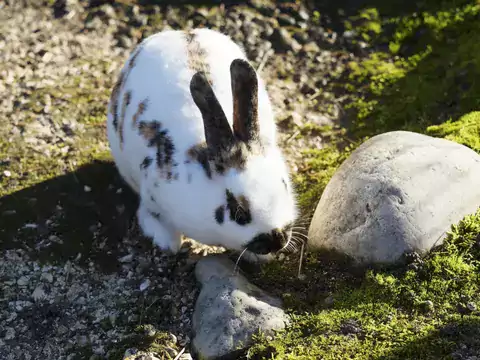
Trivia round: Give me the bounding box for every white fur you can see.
[106,28,298,253]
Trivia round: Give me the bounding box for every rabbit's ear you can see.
[230,58,259,144]
[190,71,234,153]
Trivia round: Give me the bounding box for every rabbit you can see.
[106,28,298,257]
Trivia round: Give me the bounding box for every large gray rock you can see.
[308,131,480,264]
[192,255,289,360]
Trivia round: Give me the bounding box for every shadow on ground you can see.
[0,160,146,273]
[87,0,248,6]
[305,0,476,32]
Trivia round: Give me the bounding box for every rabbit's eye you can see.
[233,207,251,226]
[226,189,252,226]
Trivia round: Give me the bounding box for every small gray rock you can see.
[269,28,302,53]
[31,285,47,302]
[4,327,15,340]
[467,302,477,312]
[308,131,480,264]
[192,255,289,360]
[17,276,29,286]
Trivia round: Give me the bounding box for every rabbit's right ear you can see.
[230,58,259,144]
[190,71,234,153]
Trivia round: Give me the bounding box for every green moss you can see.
[426,111,480,153]
[293,143,353,216]
[344,8,382,42]
[335,1,480,137]
[247,209,480,359]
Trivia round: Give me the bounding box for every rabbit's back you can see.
[106,29,249,192]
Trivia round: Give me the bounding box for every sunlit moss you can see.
[426,111,480,153]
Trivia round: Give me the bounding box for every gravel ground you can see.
[0,0,359,359]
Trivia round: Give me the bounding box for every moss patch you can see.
[335,1,480,137]
[426,111,480,153]
[247,209,480,359]
[293,143,353,216]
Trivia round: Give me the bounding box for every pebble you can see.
[4,327,15,340]
[269,28,302,53]
[119,254,134,263]
[17,276,29,286]
[32,285,47,302]
[41,272,54,283]
[423,300,434,311]
[467,302,477,312]
[56,325,69,336]
[324,295,335,305]
[139,279,151,292]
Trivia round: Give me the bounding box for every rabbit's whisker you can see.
[234,247,248,274]
[298,242,305,279]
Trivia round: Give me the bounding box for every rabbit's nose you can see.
[246,229,285,255]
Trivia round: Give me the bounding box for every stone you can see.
[17,276,29,286]
[308,131,480,264]
[4,327,15,340]
[192,255,289,360]
[269,28,302,54]
[52,0,79,18]
[123,349,161,360]
[31,285,47,302]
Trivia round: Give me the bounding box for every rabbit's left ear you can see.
[190,71,235,154]
[230,59,259,144]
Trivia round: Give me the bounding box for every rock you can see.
[340,319,362,335]
[303,41,321,53]
[421,300,434,313]
[249,0,276,17]
[52,0,78,18]
[117,35,134,49]
[4,327,15,340]
[269,28,302,53]
[139,279,150,292]
[41,272,54,283]
[297,8,310,22]
[308,131,480,264]
[123,349,160,360]
[192,255,289,360]
[293,31,310,45]
[467,302,477,312]
[277,14,296,26]
[17,276,29,286]
[119,254,134,263]
[32,285,47,302]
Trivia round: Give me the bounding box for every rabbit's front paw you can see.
[137,205,182,254]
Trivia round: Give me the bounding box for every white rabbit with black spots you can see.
[107,28,298,256]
